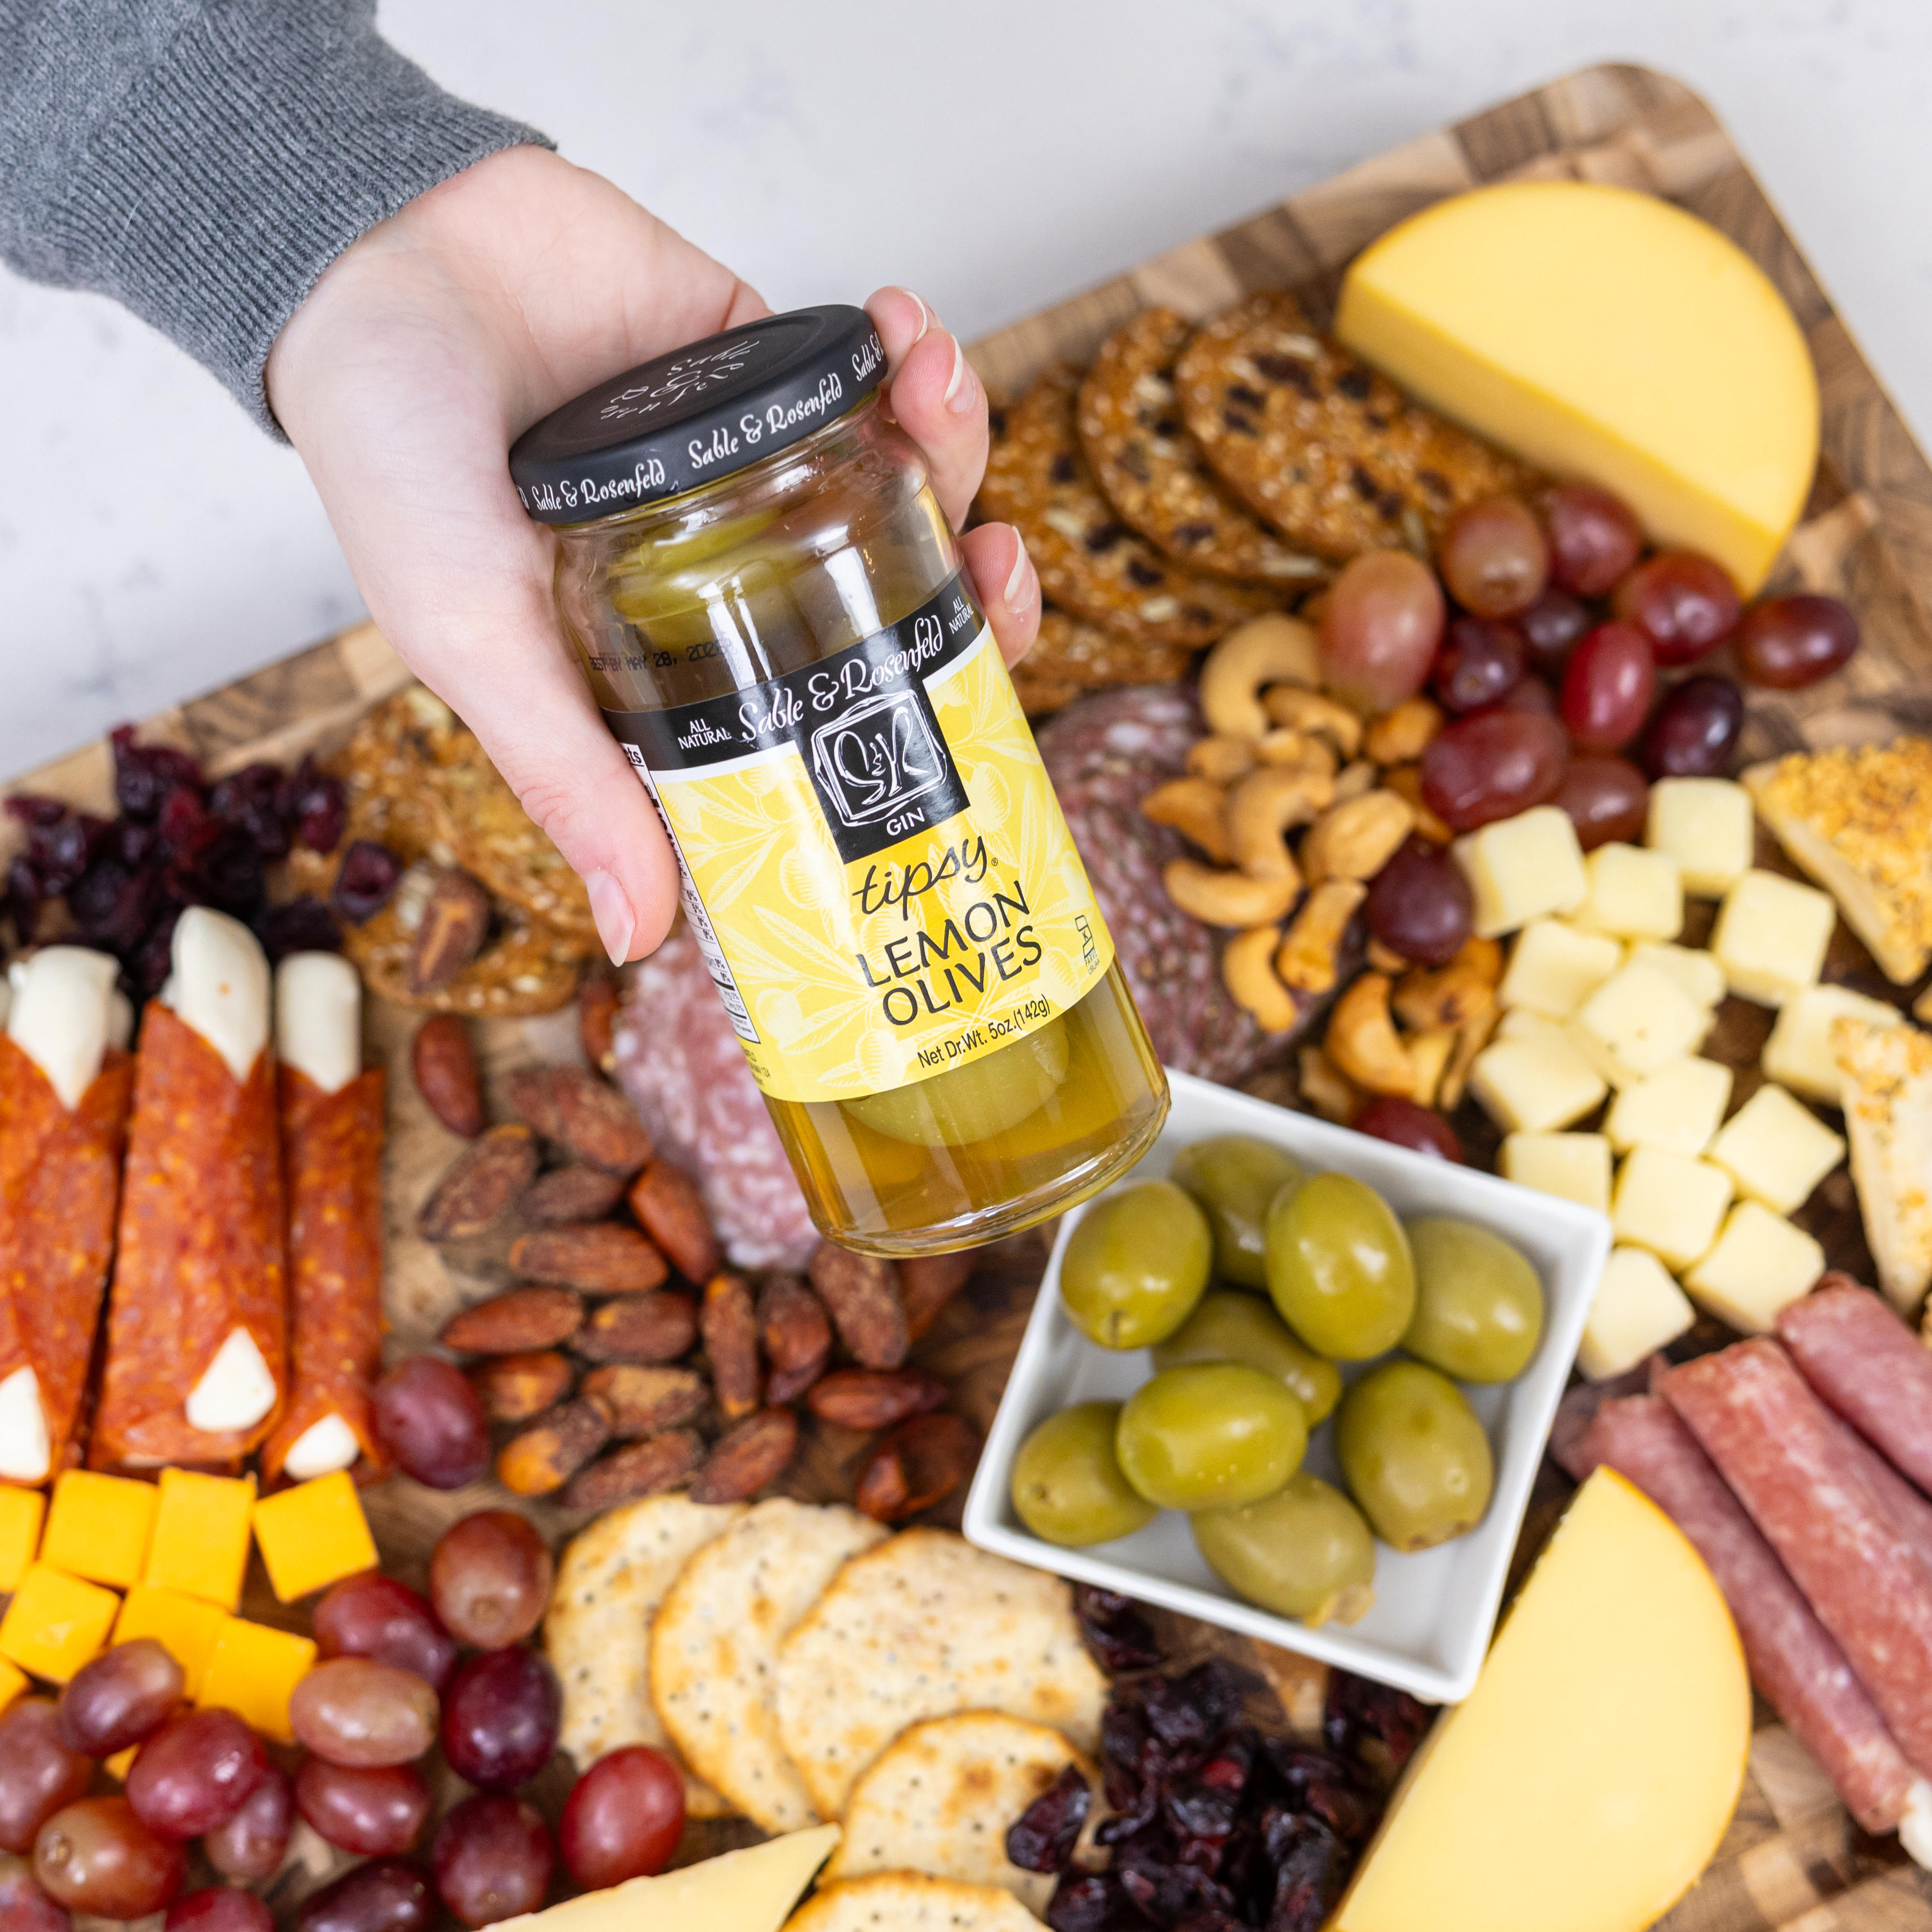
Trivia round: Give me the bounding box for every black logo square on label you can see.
[807,682,970,863]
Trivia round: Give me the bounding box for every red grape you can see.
[294,1859,434,1932]
[1351,1096,1463,1163]
[1430,618,1524,715]
[0,1852,71,1932]
[1495,677,1558,717]
[1517,587,1593,676]
[165,1889,274,1932]
[433,1796,554,1929]
[1553,756,1649,852]
[1319,552,1445,710]
[1438,497,1548,618]
[295,1760,432,1857]
[430,1512,554,1650]
[1612,553,1741,666]
[1559,621,1657,753]
[1538,483,1643,597]
[440,1649,562,1791]
[1735,594,1859,689]
[289,1660,438,1769]
[202,1765,292,1883]
[0,1701,94,1855]
[1641,675,1744,779]
[126,1711,266,1840]
[1419,712,1569,833]
[57,1641,184,1757]
[559,1747,685,1889]
[372,1356,490,1490]
[314,1575,458,1693]
[33,1799,184,1919]
[1363,837,1474,966]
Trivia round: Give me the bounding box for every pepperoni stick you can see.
[93,909,288,1470]
[262,953,388,1486]
[1662,1339,1932,1777]
[1826,1407,1932,1576]
[0,950,134,1482]
[1778,1279,1932,1494]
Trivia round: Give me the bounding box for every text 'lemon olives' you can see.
[1192,1472,1376,1624]
[1264,1172,1415,1360]
[1152,1291,1342,1426]
[1115,1363,1306,1511]
[1335,1359,1494,1553]
[1169,1135,1305,1288]
[1404,1216,1544,1383]
[1010,1402,1158,1547]
[1060,1180,1212,1349]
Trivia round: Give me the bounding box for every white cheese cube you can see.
[1574,961,1708,1083]
[1468,1030,1609,1134]
[1578,1247,1697,1381]
[1611,1147,1733,1269]
[1499,1132,1612,1212]
[1705,1082,1847,1213]
[1711,869,1837,1006]
[1562,1018,1647,1092]
[1498,920,1623,1020]
[1452,807,1588,939]
[1604,1058,1734,1157]
[1496,1008,1561,1043]
[1571,843,1685,942]
[1684,1202,1826,1333]
[1762,983,1904,1105]
[1647,778,1755,896]
[1625,942,1726,1015]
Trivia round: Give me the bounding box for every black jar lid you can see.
[508,303,886,526]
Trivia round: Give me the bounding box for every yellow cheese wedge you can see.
[486,1826,838,1932]
[1335,181,1817,591]
[1334,1468,1748,1932]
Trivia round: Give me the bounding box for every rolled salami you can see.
[1572,1392,1922,1835]
[0,949,135,1481]
[1778,1279,1932,1494]
[261,953,387,1486]
[1662,1339,1932,1777]
[92,909,288,1470]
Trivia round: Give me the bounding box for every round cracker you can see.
[544,1492,748,1818]
[651,1499,888,1833]
[824,1711,1097,1915]
[784,1872,1043,1932]
[775,1529,1106,1821]
[1009,608,1193,719]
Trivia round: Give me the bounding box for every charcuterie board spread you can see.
[4,59,1932,1932]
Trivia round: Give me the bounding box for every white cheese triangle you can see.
[163,907,270,1082]
[282,1412,360,1480]
[5,946,121,1109]
[274,952,362,1096]
[185,1326,279,1435]
[0,1366,51,1483]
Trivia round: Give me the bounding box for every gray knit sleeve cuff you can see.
[0,2,551,432]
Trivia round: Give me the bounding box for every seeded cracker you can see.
[1079,307,1325,587]
[651,1499,888,1833]
[976,363,1280,649]
[824,1711,1099,1915]
[774,1528,1106,1820]
[784,1873,1044,1932]
[543,1492,748,1818]
[1009,607,1194,718]
[1175,291,1531,559]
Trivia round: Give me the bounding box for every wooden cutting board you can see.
[8,61,1930,1932]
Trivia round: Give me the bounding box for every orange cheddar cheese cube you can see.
[106,1745,136,1781]
[113,1584,228,1699]
[145,1469,256,1610]
[198,1617,316,1744]
[40,1472,156,1589]
[252,1472,377,1603]
[0,1485,44,1590]
[0,1656,27,1714]
[0,1564,121,1683]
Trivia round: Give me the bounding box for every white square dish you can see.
[962,1068,1610,1704]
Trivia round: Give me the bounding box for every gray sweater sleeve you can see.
[0,0,551,431]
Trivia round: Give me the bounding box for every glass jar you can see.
[512,305,1166,1255]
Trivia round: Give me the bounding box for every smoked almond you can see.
[412,1015,484,1137]
[758,1275,832,1405]
[690,1407,799,1504]
[854,1412,977,1523]
[899,1250,980,1341]
[806,1368,947,1432]
[574,1292,698,1364]
[519,1165,629,1226]
[578,1365,708,1438]
[701,1273,762,1421]
[509,1223,668,1293]
[502,1065,652,1174]
[627,1160,721,1283]
[417,1124,539,1241]
[469,1350,577,1422]
[808,1243,908,1370]
[560,1429,704,1511]
[497,1394,614,1496]
[580,970,620,1075]
[441,1286,584,1354]
[409,868,492,994]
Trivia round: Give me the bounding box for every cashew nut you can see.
[1382,764,1453,844]
[1303,789,1416,885]
[1366,937,1411,975]
[1406,1027,1456,1108]
[1439,1001,1500,1111]
[1227,765,1333,884]
[1364,696,1444,766]
[1255,728,1339,780]
[1298,1044,1360,1125]
[1392,948,1497,1035]
[1142,776,1233,865]
[1187,735,1258,784]
[1330,759,1378,803]
[1199,614,1321,740]
[1326,972,1417,1096]
[1222,924,1302,1033]
[1262,686,1364,758]
[1276,879,1367,995]
[1164,858,1298,929]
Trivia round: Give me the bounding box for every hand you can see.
[267,146,1039,965]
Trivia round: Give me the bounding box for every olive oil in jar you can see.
[512,306,1166,1254]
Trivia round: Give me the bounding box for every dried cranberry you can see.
[211,763,292,860]
[111,725,205,821]
[1045,1873,1135,1932]
[256,896,343,962]
[5,855,44,942]
[158,784,213,849]
[3,794,68,828]
[70,861,159,953]
[1140,1662,1244,1759]
[1265,1816,1340,1932]
[168,819,265,917]
[1074,1587,1162,1674]
[334,841,403,923]
[1007,1766,1091,1875]
[134,912,183,999]
[1120,1863,1235,1924]
[112,819,159,869]
[1322,1672,1433,1772]
[277,757,347,854]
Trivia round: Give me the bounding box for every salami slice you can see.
[1662,1339,1932,1777]
[1778,1279,1932,1495]
[1573,1392,1920,1834]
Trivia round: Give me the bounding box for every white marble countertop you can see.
[2,0,1926,779]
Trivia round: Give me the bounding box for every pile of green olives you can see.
[1014,1133,1547,1626]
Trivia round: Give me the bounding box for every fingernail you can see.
[585,868,635,967]
[944,337,974,412]
[1004,533,1037,611]
[902,289,931,343]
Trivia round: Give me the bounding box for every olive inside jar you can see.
[511,306,1167,1255]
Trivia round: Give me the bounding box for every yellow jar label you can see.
[606,574,1115,1104]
